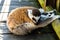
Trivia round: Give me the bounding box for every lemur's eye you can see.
[53,10,56,13]
[50,13,52,14]
[42,13,48,15]
[42,13,44,14]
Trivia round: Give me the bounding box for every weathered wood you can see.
[0,23,11,34]
[0,33,57,40]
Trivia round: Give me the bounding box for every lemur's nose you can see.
[49,15,51,16]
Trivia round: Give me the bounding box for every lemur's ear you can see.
[27,9,32,14]
[53,9,57,13]
[38,8,44,13]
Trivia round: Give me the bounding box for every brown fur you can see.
[7,6,58,35]
[7,6,38,35]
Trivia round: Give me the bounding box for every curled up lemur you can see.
[7,6,60,35]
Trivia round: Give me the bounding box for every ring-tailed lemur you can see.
[7,6,59,35]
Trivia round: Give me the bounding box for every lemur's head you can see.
[40,9,56,21]
[27,9,42,24]
[41,9,56,18]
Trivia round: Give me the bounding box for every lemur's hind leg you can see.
[10,23,35,35]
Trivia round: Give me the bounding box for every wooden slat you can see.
[0,0,2,3]
[0,33,57,40]
[0,23,11,34]
[0,0,11,21]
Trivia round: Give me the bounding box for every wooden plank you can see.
[0,12,8,21]
[0,33,57,40]
[0,0,11,21]
[0,23,11,33]
[0,0,2,3]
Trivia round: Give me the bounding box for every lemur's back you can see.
[7,6,37,35]
[7,7,36,27]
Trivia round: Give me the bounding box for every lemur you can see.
[7,6,58,35]
[7,6,41,35]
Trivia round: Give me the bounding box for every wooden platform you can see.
[0,0,59,40]
[0,22,59,40]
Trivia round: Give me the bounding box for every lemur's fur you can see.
[7,6,41,35]
[7,6,58,35]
